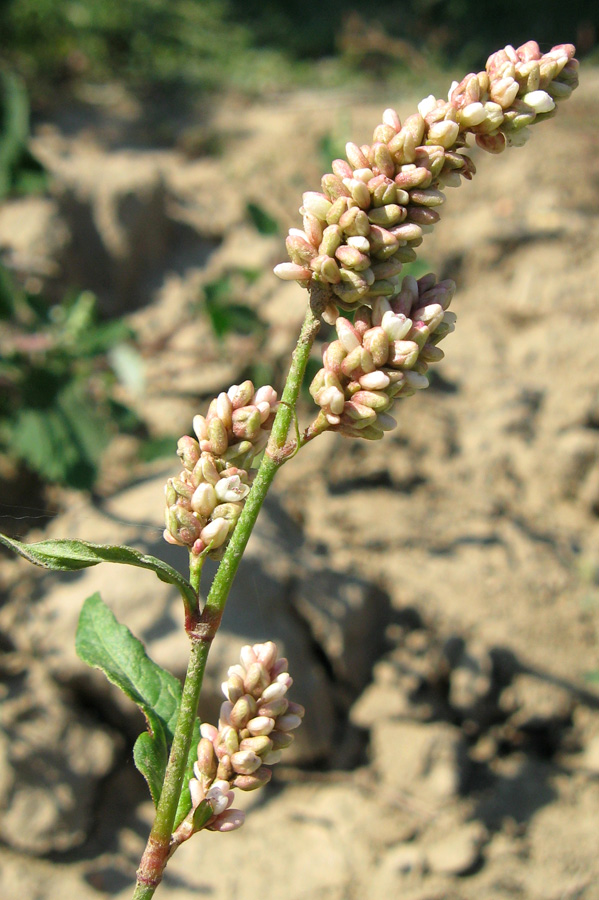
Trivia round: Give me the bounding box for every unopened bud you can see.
[233,766,272,791]
[177,435,201,469]
[321,173,351,201]
[302,191,332,219]
[191,482,218,517]
[230,750,263,775]
[368,205,406,227]
[200,517,230,550]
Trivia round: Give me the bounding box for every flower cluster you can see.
[274,41,578,320]
[163,381,278,557]
[308,274,455,439]
[188,641,304,833]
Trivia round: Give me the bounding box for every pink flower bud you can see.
[260,682,288,703]
[258,697,289,718]
[231,750,263,775]
[373,142,395,178]
[223,672,244,702]
[490,76,519,108]
[321,173,351,201]
[338,206,371,237]
[426,119,459,148]
[286,233,317,267]
[233,766,272,791]
[395,165,432,190]
[335,245,371,271]
[362,327,390,367]
[352,167,374,183]
[373,122,396,143]
[208,809,245,832]
[302,212,324,247]
[409,188,446,208]
[345,141,369,169]
[273,262,312,281]
[368,204,406,227]
[382,107,401,131]
[230,696,253,728]
[200,518,230,550]
[302,191,332,219]
[247,716,275,736]
[325,196,351,225]
[331,158,353,179]
[200,723,219,742]
[177,435,201,468]
[319,224,343,257]
[231,406,261,441]
[345,177,371,209]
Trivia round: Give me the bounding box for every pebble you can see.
[425,821,487,875]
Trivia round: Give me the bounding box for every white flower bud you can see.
[381,311,412,341]
[247,716,275,736]
[191,482,218,517]
[418,94,437,117]
[200,518,230,549]
[521,90,555,114]
[273,262,312,281]
[460,101,487,127]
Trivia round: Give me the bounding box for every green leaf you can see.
[133,730,169,806]
[0,534,197,613]
[0,71,30,199]
[245,201,279,236]
[76,593,182,804]
[139,434,180,462]
[7,378,111,489]
[202,275,264,340]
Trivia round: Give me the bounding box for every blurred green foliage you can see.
[0,70,47,198]
[0,266,142,490]
[0,0,287,98]
[0,0,592,102]
[228,0,591,68]
[201,272,265,342]
[245,201,279,237]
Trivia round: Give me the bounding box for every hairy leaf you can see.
[0,533,197,612]
[133,730,169,806]
[76,593,182,804]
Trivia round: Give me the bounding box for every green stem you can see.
[198,305,321,630]
[131,304,321,899]
[132,640,209,899]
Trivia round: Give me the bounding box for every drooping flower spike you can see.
[307,273,455,440]
[274,41,578,321]
[163,381,278,557]
[186,641,304,834]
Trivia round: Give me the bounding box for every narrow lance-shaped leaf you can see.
[76,593,184,805]
[0,533,197,615]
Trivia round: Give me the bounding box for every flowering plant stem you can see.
[132,304,321,898]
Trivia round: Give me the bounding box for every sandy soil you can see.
[1,66,599,900]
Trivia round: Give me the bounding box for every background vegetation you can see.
[0,0,595,103]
